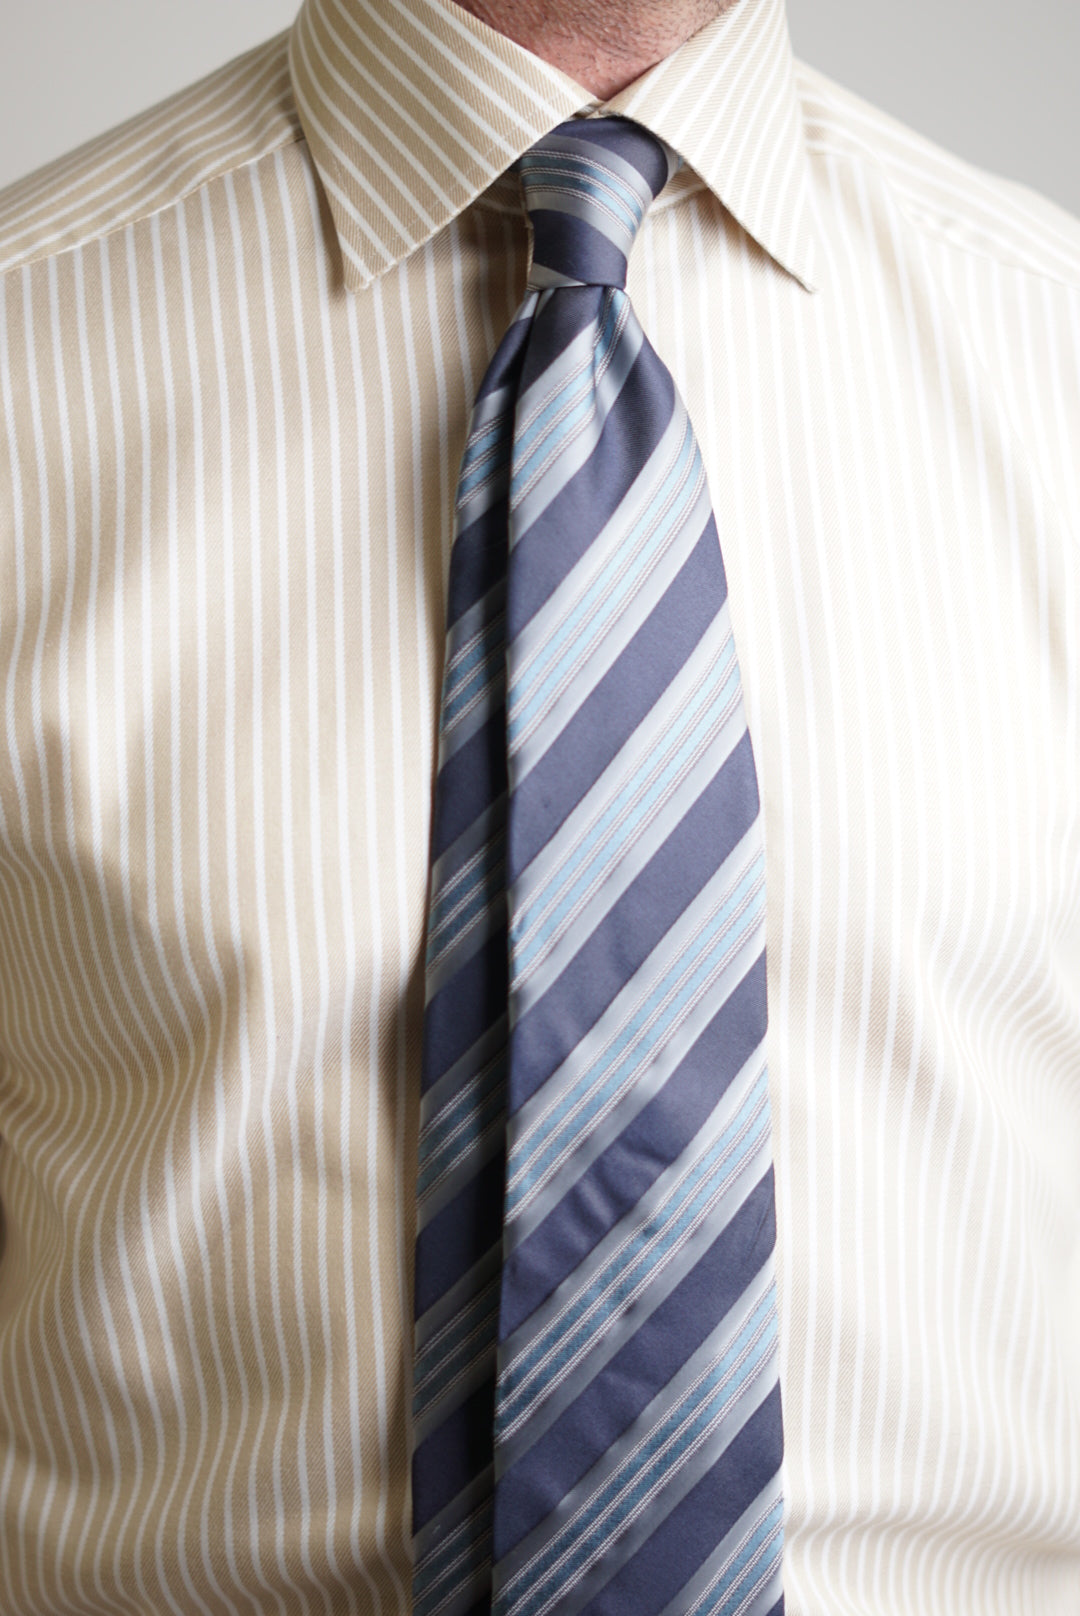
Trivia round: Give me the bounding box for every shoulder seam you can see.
[800,117,1080,295]
[0,128,305,278]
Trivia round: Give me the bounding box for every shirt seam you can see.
[805,133,1080,296]
[0,126,306,280]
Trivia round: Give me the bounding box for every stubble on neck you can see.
[455,0,740,99]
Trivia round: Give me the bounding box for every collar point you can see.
[771,224,824,296]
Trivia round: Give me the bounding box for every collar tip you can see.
[785,242,823,295]
[343,263,375,295]
[339,239,378,295]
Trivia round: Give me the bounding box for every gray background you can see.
[1,0,1078,216]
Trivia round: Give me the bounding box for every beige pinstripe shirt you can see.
[1,0,1079,1609]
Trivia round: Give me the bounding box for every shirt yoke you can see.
[0,31,303,277]
[796,60,1080,294]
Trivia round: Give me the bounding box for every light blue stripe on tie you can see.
[506,848,765,1227]
[417,1048,507,1199]
[499,1296,777,1616]
[507,645,742,990]
[414,1275,500,1403]
[508,430,713,771]
[507,396,684,677]
[507,841,763,1207]
[509,417,696,728]
[496,1057,772,1441]
[441,615,504,725]
[492,1263,780,1616]
[510,292,625,490]
[414,1494,493,1616]
[506,594,734,949]
[506,924,767,1255]
[426,830,505,960]
[654,1478,784,1616]
[427,797,507,926]
[493,1055,772,1479]
[412,1326,498,1449]
[519,135,659,236]
[510,302,643,541]
[424,868,506,1007]
[519,151,645,236]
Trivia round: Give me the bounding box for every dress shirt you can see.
[1,0,1079,1610]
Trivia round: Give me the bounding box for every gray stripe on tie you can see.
[528,131,658,217]
[416,1561,490,1616]
[412,1333,498,1450]
[455,458,511,534]
[510,438,710,769]
[511,293,619,466]
[524,185,637,259]
[416,1083,505,1231]
[524,152,649,236]
[419,1013,507,1135]
[414,1273,500,1398]
[419,1048,504,1178]
[413,1482,491,1565]
[508,394,686,677]
[413,1482,493,1594]
[527,263,585,289]
[508,418,714,776]
[415,1239,504,1355]
[461,374,517,453]
[441,579,505,689]
[655,1475,784,1616]
[507,600,734,975]
[496,1054,772,1440]
[507,649,748,1020]
[423,874,505,1008]
[494,1089,771,1478]
[509,303,641,539]
[417,1050,505,1210]
[506,820,763,1193]
[425,824,502,951]
[429,795,507,908]
[438,663,505,765]
[507,921,767,1251]
[454,383,515,530]
[491,1257,780,1616]
[426,827,504,962]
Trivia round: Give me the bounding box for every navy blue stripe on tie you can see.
[413,1144,507,1318]
[411,1375,497,1529]
[430,708,507,861]
[514,282,619,401]
[422,925,508,1093]
[493,1167,777,1556]
[506,512,729,878]
[507,731,760,1110]
[574,1387,785,1616]
[507,340,677,634]
[497,953,768,1337]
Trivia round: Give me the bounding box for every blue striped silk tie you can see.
[412,114,784,1616]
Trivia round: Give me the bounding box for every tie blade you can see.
[414,113,783,1616]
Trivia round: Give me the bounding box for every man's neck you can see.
[455,0,735,100]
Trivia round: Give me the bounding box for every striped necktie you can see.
[412,114,785,1616]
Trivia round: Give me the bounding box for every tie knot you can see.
[516,116,680,291]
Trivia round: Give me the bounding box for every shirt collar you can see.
[287,0,820,294]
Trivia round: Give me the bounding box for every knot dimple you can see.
[516,116,680,291]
